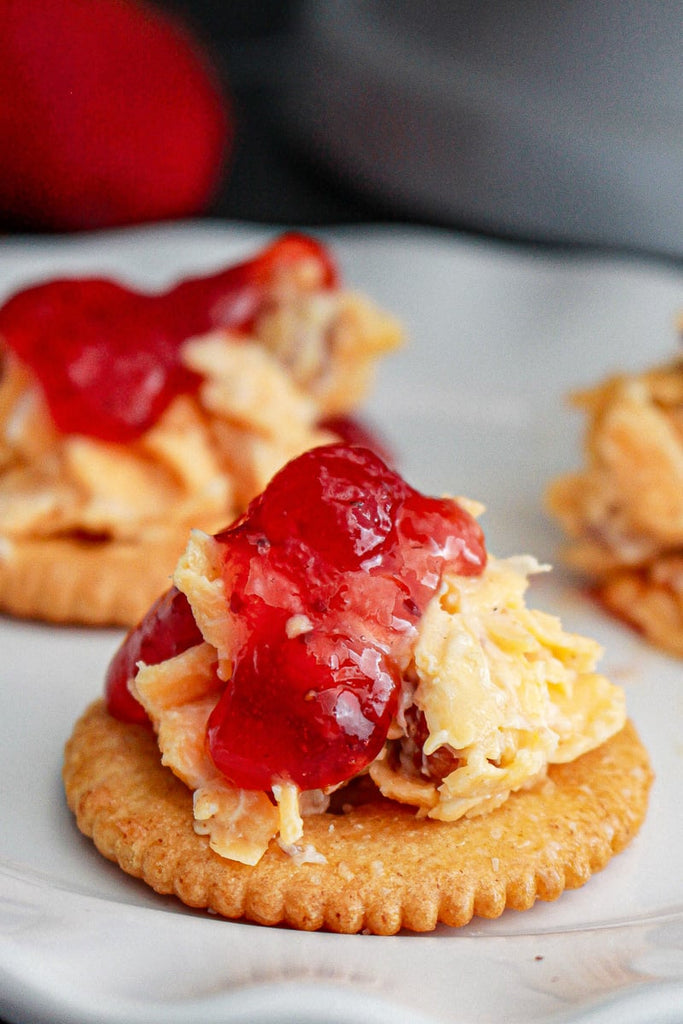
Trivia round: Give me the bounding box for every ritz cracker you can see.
[64,444,652,934]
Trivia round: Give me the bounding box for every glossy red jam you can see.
[105,586,202,725]
[0,233,336,443]
[209,630,402,792]
[106,444,487,791]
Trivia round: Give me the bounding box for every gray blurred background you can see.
[160,0,682,260]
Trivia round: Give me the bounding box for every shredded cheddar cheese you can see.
[370,556,625,820]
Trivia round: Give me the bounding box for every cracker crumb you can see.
[278,841,327,865]
[337,861,354,881]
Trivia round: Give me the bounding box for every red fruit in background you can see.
[0,0,231,231]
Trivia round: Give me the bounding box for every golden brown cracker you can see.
[0,534,187,626]
[63,701,653,934]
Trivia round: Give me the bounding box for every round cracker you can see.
[63,700,653,935]
[0,535,187,627]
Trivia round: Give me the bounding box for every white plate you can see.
[1,223,682,1024]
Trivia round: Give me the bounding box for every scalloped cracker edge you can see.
[63,701,652,934]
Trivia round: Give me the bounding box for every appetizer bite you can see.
[546,345,683,657]
[64,444,652,934]
[0,234,400,625]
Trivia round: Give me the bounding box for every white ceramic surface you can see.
[0,223,682,1023]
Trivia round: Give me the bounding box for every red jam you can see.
[105,586,202,725]
[105,444,487,791]
[0,233,337,443]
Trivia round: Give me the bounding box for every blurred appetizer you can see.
[547,344,683,657]
[0,234,400,625]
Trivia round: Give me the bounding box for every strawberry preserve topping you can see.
[236,442,409,572]
[208,630,401,792]
[0,233,336,443]
[105,444,487,792]
[105,586,202,725]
